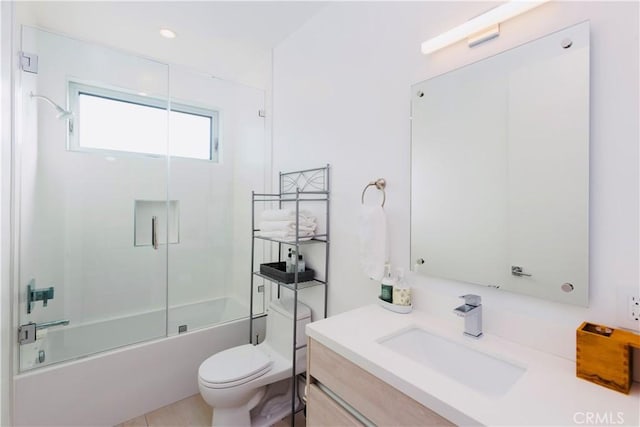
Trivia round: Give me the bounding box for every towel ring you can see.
[361,178,386,207]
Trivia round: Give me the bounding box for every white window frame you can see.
[67,81,220,161]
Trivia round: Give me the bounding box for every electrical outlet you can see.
[630,296,640,321]
[617,288,640,331]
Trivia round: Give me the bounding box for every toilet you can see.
[198,298,311,426]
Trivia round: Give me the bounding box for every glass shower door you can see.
[166,66,267,335]
[17,26,170,371]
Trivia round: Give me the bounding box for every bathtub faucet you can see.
[18,319,70,345]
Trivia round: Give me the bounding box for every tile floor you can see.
[116,394,306,427]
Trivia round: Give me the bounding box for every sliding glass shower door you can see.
[17,27,170,370]
[166,67,267,336]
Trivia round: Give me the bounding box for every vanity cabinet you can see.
[306,338,454,426]
[307,383,363,426]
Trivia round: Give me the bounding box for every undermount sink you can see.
[379,327,526,396]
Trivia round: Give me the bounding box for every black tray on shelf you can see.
[259,262,315,284]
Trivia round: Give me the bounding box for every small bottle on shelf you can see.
[286,248,296,273]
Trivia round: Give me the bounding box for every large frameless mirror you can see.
[411,22,590,306]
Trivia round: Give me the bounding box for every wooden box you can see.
[576,322,640,394]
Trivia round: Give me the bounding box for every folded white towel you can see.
[257,230,314,242]
[259,220,317,233]
[261,209,314,222]
[358,205,388,281]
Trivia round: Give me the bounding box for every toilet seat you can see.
[199,344,273,389]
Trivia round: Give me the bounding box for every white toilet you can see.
[198,298,311,427]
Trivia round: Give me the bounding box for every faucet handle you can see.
[459,294,481,306]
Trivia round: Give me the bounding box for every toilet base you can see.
[250,377,304,427]
[211,387,266,427]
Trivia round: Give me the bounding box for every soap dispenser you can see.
[393,268,412,306]
[380,263,396,303]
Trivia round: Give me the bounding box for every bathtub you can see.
[20,296,249,370]
[14,296,266,426]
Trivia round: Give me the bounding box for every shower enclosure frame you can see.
[4,21,269,426]
[10,23,270,374]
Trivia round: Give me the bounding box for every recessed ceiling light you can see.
[159,28,176,39]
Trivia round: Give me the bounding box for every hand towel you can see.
[358,205,388,281]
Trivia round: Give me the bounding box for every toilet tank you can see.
[264,298,311,359]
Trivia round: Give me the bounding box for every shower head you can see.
[30,92,73,119]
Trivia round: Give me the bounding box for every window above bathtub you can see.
[67,81,219,161]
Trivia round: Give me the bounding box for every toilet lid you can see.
[199,344,272,386]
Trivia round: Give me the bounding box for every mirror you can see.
[411,22,590,306]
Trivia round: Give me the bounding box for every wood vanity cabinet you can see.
[306,338,454,426]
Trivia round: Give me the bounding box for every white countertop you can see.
[306,304,640,426]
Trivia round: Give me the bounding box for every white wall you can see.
[272,1,639,364]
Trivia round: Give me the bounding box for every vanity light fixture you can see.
[159,28,177,39]
[421,0,549,55]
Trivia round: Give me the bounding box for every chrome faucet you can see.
[454,294,483,338]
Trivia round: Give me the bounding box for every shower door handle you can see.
[152,216,159,250]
